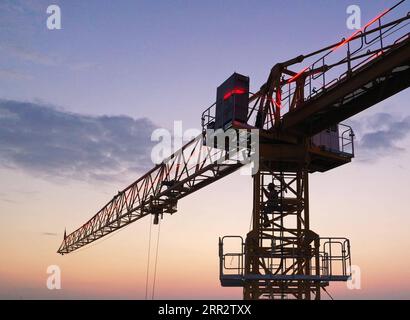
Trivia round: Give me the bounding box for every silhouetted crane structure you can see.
[58,2,410,299]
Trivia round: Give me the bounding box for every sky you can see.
[0,0,410,300]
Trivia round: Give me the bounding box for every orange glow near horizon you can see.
[1,144,410,300]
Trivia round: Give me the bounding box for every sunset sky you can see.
[1,0,410,299]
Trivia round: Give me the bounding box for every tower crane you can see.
[58,2,410,299]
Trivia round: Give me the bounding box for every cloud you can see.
[0,44,98,72]
[0,100,158,182]
[0,197,19,204]
[0,189,38,204]
[0,0,45,14]
[69,62,101,72]
[0,69,32,81]
[349,113,410,161]
[0,44,60,67]
[42,232,58,236]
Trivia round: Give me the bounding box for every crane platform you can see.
[219,236,351,288]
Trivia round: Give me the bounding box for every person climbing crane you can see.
[262,181,280,227]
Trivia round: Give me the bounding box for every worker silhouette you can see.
[262,182,280,227]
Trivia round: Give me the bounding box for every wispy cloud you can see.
[0,2,97,73]
[0,190,38,204]
[0,44,60,67]
[42,232,58,237]
[0,100,158,182]
[69,62,101,72]
[0,43,100,73]
[348,112,410,162]
[0,197,19,204]
[0,1,48,36]
[0,0,46,14]
[0,69,32,81]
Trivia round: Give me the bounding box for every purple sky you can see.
[1,0,407,128]
[1,0,410,299]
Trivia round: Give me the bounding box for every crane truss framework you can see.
[58,131,259,254]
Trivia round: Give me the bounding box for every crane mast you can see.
[59,5,410,300]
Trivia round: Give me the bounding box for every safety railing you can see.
[320,238,351,279]
[201,102,217,131]
[219,236,244,275]
[200,91,276,132]
[203,4,409,133]
[280,4,410,117]
[219,235,351,286]
[340,124,355,156]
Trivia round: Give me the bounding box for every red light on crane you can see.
[223,88,246,100]
[332,8,389,52]
[331,30,361,52]
[364,9,390,28]
[287,66,309,84]
[287,6,392,84]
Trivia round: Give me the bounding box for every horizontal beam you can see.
[282,38,410,135]
[58,134,255,254]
